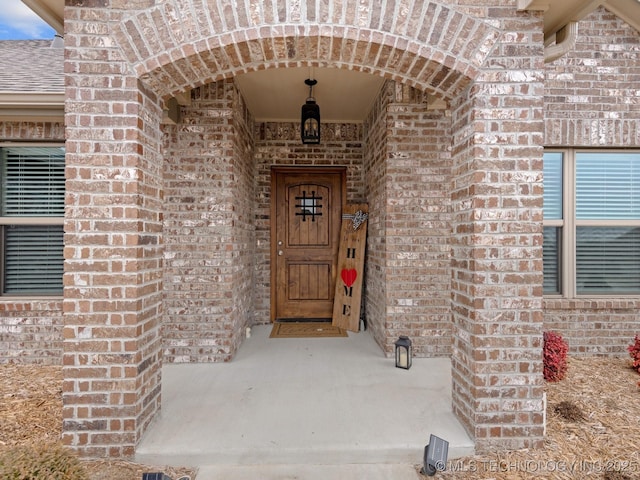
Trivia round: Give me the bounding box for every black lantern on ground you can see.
[395,335,412,369]
[301,78,320,144]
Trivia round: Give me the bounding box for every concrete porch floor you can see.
[135,324,474,479]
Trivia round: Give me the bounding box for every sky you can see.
[0,0,56,40]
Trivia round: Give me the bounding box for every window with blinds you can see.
[543,152,563,221]
[543,149,640,296]
[575,152,640,294]
[576,153,640,220]
[576,226,640,294]
[543,227,561,294]
[543,152,563,294]
[0,147,65,295]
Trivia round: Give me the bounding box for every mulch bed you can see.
[430,356,640,479]
[0,364,195,480]
[1,357,640,480]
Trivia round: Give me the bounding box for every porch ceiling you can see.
[23,0,640,122]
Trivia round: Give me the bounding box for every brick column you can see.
[63,4,164,455]
[450,72,546,451]
[63,81,164,457]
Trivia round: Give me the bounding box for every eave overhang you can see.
[21,0,64,36]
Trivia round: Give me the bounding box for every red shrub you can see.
[628,335,640,372]
[627,335,640,386]
[543,331,568,382]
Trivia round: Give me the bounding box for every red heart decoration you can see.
[341,268,357,288]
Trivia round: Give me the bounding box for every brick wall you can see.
[545,7,640,147]
[363,82,453,357]
[362,82,390,355]
[0,121,64,364]
[0,299,63,364]
[0,122,64,141]
[162,80,255,363]
[386,85,453,357]
[543,7,640,354]
[231,81,258,354]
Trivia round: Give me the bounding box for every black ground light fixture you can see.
[142,473,191,480]
[394,335,412,369]
[421,434,449,476]
[141,473,172,480]
[301,78,320,144]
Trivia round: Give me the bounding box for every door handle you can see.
[278,250,284,256]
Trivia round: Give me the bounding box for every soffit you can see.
[235,67,386,123]
[21,0,64,36]
[517,0,640,40]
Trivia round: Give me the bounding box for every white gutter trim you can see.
[0,92,64,108]
[544,22,578,63]
[0,92,64,121]
[516,0,551,11]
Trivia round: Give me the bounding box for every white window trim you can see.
[0,141,65,230]
[0,217,63,226]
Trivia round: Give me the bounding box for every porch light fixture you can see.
[301,78,320,144]
[420,434,449,476]
[394,335,412,369]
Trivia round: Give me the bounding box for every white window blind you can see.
[543,152,563,220]
[543,152,563,294]
[2,148,65,217]
[575,153,640,294]
[1,147,65,295]
[4,225,64,294]
[576,226,640,294]
[576,153,640,220]
[543,227,561,294]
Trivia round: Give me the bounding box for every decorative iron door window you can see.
[295,190,323,222]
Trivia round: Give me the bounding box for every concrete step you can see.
[193,463,424,480]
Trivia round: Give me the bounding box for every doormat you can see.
[269,321,348,338]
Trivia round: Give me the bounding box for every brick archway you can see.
[111,1,499,101]
[63,0,545,459]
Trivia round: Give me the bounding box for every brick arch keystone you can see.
[111,1,501,100]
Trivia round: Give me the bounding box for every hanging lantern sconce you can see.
[301,78,320,144]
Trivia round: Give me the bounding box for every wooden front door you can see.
[271,167,345,321]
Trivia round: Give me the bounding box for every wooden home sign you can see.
[332,203,368,332]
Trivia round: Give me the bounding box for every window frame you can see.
[0,143,65,298]
[544,148,640,298]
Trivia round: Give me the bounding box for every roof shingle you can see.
[0,40,64,93]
